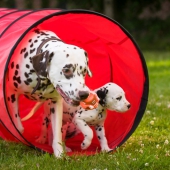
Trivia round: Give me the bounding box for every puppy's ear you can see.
[84,51,92,77]
[31,51,54,94]
[96,87,108,107]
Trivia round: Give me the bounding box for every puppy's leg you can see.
[7,92,24,133]
[95,123,112,152]
[36,101,51,144]
[73,118,93,150]
[51,96,63,157]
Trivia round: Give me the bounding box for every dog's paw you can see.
[53,144,64,158]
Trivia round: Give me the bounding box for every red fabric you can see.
[0,9,146,155]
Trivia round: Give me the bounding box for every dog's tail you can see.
[21,102,43,121]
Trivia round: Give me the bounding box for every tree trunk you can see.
[14,0,25,9]
[32,0,42,9]
[49,0,58,8]
[103,0,114,18]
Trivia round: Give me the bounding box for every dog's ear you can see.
[96,87,108,107]
[87,67,92,77]
[31,51,54,94]
[32,51,54,77]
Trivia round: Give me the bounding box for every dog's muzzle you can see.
[56,86,83,106]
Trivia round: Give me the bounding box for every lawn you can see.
[0,51,170,170]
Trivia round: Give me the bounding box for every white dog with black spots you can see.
[6,29,92,157]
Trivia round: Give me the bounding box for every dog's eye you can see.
[63,68,70,73]
[116,96,122,101]
[62,68,73,75]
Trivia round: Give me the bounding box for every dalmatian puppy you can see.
[62,82,131,151]
[6,29,92,157]
[28,82,130,151]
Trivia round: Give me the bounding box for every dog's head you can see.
[96,83,131,112]
[32,44,92,106]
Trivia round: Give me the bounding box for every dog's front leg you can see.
[51,96,63,157]
[73,118,93,150]
[95,123,112,152]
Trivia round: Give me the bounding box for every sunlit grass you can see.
[0,51,170,170]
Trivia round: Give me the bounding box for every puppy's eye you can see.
[116,96,122,101]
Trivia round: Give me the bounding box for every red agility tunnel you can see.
[0,8,149,155]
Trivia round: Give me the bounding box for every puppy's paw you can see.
[81,140,91,150]
[101,147,112,152]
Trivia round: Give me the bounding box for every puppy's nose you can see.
[127,104,131,109]
[79,91,89,100]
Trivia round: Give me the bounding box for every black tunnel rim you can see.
[2,8,149,152]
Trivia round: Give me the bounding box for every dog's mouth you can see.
[56,86,80,106]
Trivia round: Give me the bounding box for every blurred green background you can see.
[1,0,169,51]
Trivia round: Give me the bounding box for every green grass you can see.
[1,51,170,170]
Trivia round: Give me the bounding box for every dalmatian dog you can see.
[6,29,92,157]
[25,82,130,152]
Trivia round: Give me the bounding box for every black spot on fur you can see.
[11,62,14,69]
[24,80,29,85]
[29,39,32,43]
[13,76,21,84]
[45,44,49,48]
[34,29,40,34]
[26,64,30,69]
[50,108,55,114]
[24,72,29,78]
[15,70,18,76]
[30,48,35,54]
[34,40,38,43]
[98,136,101,140]
[16,64,19,69]
[30,43,33,48]
[66,54,69,57]
[27,78,32,83]
[84,51,87,57]
[24,51,28,58]
[29,69,35,73]
[11,94,16,103]
[14,82,18,88]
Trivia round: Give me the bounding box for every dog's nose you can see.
[127,104,131,109]
[79,91,89,100]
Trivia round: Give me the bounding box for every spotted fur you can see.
[6,29,92,157]
[34,82,131,152]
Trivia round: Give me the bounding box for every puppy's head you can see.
[32,44,92,106]
[96,83,131,112]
